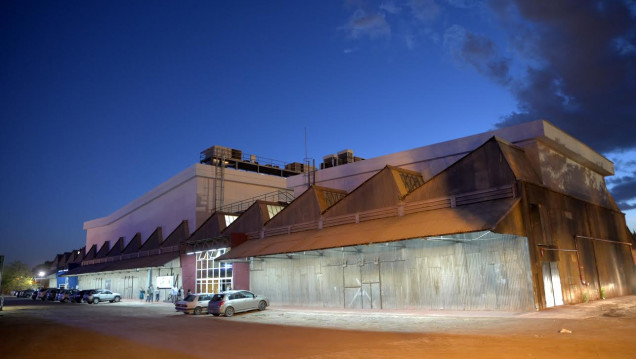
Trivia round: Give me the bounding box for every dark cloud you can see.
[489,0,636,154]
[611,181,636,210]
[444,24,511,85]
[607,168,636,210]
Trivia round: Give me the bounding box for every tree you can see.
[1,261,35,294]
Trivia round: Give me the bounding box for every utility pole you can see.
[0,255,4,311]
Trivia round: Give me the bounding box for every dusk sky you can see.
[2,0,635,267]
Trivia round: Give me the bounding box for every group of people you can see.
[170,286,186,303]
[139,285,190,303]
[141,285,159,302]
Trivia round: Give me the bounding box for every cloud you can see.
[341,0,446,49]
[608,173,636,210]
[409,0,442,24]
[344,8,392,39]
[607,157,636,211]
[445,0,481,9]
[444,24,511,85]
[489,0,636,154]
[405,33,416,49]
[380,1,402,14]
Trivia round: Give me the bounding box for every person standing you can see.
[171,286,178,303]
[147,285,154,303]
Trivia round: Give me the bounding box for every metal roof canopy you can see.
[218,198,520,261]
[61,252,179,276]
[245,230,502,261]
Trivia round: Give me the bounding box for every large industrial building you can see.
[62,149,298,299]
[59,120,634,311]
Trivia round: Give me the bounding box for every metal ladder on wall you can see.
[215,157,225,211]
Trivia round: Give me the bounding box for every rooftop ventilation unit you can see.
[320,150,364,169]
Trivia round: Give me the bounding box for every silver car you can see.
[175,293,213,315]
[83,289,121,304]
[207,290,269,317]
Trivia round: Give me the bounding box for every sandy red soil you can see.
[1,295,635,358]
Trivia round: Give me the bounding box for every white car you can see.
[175,293,214,315]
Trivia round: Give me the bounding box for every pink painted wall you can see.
[181,253,196,294]
[232,262,250,291]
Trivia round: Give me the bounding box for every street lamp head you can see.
[38,271,45,277]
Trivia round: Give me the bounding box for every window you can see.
[267,205,283,219]
[399,172,424,193]
[323,191,345,208]
[225,215,238,227]
[195,248,232,294]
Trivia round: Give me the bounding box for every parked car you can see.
[57,289,79,303]
[175,293,214,315]
[34,288,51,300]
[17,289,35,298]
[207,290,269,317]
[72,289,93,303]
[83,289,121,304]
[45,288,61,301]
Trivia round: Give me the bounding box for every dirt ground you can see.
[1,295,635,358]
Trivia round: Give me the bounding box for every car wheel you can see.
[93,298,99,304]
[194,307,202,315]
[113,296,120,303]
[224,306,235,317]
[212,313,220,317]
[258,300,267,311]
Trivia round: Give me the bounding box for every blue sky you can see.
[1,1,635,267]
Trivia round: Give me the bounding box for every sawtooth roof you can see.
[264,186,347,228]
[219,198,521,260]
[323,165,424,218]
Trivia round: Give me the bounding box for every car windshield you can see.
[184,295,196,302]
[211,294,225,301]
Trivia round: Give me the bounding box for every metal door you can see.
[344,260,382,309]
[344,264,362,309]
[542,261,563,307]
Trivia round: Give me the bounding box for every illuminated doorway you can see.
[195,248,233,294]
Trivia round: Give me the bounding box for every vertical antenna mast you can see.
[304,127,308,161]
[304,127,309,189]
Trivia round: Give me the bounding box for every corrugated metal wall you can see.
[523,183,634,308]
[250,234,536,311]
[76,258,182,300]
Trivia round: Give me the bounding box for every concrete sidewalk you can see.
[267,295,636,320]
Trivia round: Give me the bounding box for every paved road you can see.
[1,295,635,358]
